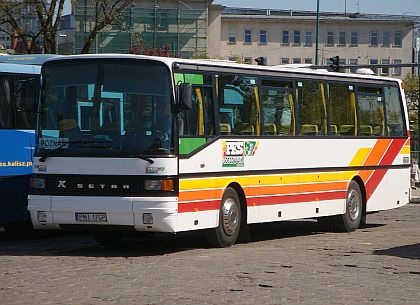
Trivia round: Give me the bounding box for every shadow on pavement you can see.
[0,220,386,258]
[373,243,420,260]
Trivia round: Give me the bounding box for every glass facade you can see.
[74,0,208,58]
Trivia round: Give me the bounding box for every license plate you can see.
[75,213,107,223]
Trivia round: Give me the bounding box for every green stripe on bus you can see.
[179,137,207,155]
[174,73,204,85]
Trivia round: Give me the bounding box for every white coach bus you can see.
[28,55,410,247]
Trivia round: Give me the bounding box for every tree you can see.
[79,0,133,54]
[404,74,420,127]
[128,33,173,57]
[0,0,133,54]
[0,0,43,53]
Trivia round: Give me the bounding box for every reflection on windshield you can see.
[37,59,173,157]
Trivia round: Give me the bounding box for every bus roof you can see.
[0,63,41,75]
[42,54,402,84]
[0,54,60,66]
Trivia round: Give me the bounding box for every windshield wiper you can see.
[78,145,155,164]
[38,139,112,162]
[39,142,155,164]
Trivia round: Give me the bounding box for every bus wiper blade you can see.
[39,141,73,162]
[127,153,155,164]
[81,146,155,164]
[38,139,111,162]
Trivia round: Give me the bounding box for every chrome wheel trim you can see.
[347,189,361,221]
[222,198,239,236]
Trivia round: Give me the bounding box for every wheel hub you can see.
[347,189,361,221]
[222,198,239,235]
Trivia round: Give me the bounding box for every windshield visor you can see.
[37,59,173,158]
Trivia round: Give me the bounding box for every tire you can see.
[206,187,242,248]
[334,180,363,232]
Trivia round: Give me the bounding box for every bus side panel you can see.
[0,130,34,225]
[179,137,409,227]
[0,175,31,224]
[366,167,409,212]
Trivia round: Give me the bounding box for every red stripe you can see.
[255,191,347,206]
[178,191,347,213]
[366,139,407,200]
[178,200,220,213]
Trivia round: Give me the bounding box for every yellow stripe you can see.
[349,148,371,167]
[400,147,410,155]
[180,172,350,191]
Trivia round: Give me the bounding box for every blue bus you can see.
[0,55,57,231]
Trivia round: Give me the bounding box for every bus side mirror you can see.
[179,83,192,110]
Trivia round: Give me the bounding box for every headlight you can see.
[30,178,45,189]
[144,179,174,191]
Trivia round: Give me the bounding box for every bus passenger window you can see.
[357,87,385,137]
[217,74,260,136]
[15,78,38,130]
[261,88,294,135]
[174,73,214,137]
[384,86,405,137]
[328,83,357,136]
[0,77,12,129]
[297,80,327,136]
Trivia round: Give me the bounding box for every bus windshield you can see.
[36,59,173,158]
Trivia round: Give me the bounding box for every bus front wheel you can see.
[206,187,242,248]
[334,180,363,232]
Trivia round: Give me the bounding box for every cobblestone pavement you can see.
[1,204,419,305]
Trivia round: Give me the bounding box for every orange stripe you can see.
[358,139,392,181]
[179,181,348,202]
[179,189,221,202]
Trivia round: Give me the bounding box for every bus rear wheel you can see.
[206,187,242,248]
[334,181,363,232]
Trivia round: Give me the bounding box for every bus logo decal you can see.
[222,141,258,167]
[57,180,67,188]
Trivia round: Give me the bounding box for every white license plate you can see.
[75,213,107,223]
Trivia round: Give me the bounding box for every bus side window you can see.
[15,77,38,130]
[217,74,260,136]
[175,73,214,137]
[0,77,12,129]
[357,87,385,137]
[328,83,357,136]
[384,86,406,137]
[261,87,294,136]
[297,80,327,136]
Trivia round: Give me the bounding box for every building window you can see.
[370,31,378,46]
[393,59,402,75]
[327,31,334,46]
[350,31,358,46]
[293,58,301,64]
[381,59,390,75]
[244,57,253,64]
[370,59,378,74]
[282,30,289,45]
[244,29,252,44]
[338,31,346,46]
[382,31,390,47]
[260,30,267,44]
[281,58,290,65]
[349,59,358,73]
[293,30,301,45]
[228,28,236,44]
[394,31,402,47]
[304,58,313,64]
[305,31,312,46]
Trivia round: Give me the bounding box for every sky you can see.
[214,0,420,16]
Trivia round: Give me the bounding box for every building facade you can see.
[208,7,419,77]
[70,1,419,77]
[74,0,210,57]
